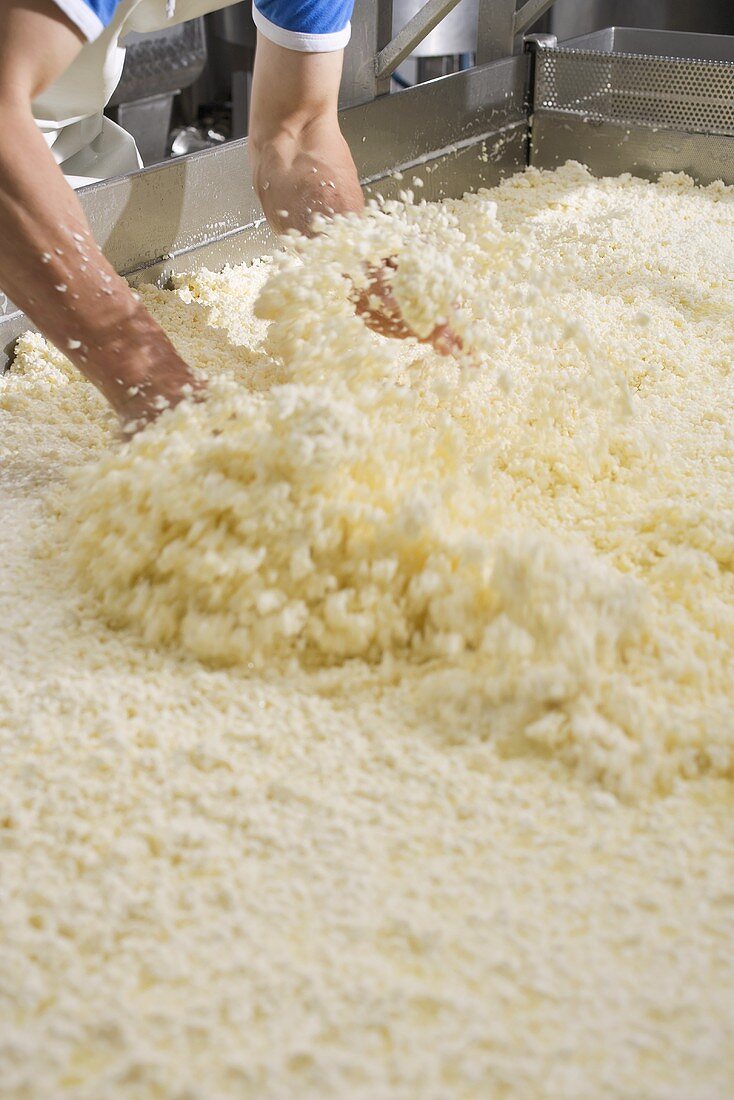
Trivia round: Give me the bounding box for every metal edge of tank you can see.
[1,53,529,370]
[528,27,734,184]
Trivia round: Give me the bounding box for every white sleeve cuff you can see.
[49,0,104,40]
[252,4,351,52]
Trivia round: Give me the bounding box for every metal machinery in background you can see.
[106,21,207,165]
[106,2,733,154]
[3,0,734,362]
[200,1,481,137]
[391,0,478,83]
[204,8,257,140]
[337,0,733,103]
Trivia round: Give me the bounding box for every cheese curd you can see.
[1,163,733,1099]
[63,163,734,797]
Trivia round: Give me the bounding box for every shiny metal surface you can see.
[476,0,557,64]
[110,92,176,166]
[2,55,528,366]
[531,113,734,185]
[533,37,734,134]
[391,0,478,58]
[339,0,392,106]
[530,28,734,190]
[107,20,207,167]
[342,0,520,105]
[476,0,517,63]
[379,0,467,75]
[514,0,557,37]
[561,26,734,61]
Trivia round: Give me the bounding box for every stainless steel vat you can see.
[4,27,734,367]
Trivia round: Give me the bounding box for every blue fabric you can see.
[255,0,353,35]
[71,0,118,28]
[54,0,352,42]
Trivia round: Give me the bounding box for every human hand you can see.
[112,355,206,438]
[249,36,365,238]
[351,259,463,356]
[72,309,206,437]
[251,119,364,238]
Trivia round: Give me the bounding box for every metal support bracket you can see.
[478,0,560,65]
[514,0,557,38]
[339,0,392,106]
[375,0,465,80]
[346,0,565,99]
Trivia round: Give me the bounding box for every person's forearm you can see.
[248,33,459,356]
[249,34,363,235]
[0,97,197,420]
[0,0,202,429]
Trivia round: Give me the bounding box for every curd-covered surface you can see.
[1,163,733,1099]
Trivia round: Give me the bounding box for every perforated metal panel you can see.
[534,47,734,136]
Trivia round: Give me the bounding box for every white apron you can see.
[34,0,238,186]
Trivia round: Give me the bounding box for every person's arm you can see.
[0,0,202,430]
[249,31,460,355]
[248,33,363,235]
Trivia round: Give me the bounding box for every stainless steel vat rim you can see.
[1,53,529,369]
[5,30,734,370]
[534,43,734,139]
[559,27,734,60]
[548,43,734,68]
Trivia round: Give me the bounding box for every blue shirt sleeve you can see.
[50,0,354,52]
[252,0,354,51]
[50,0,119,40]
